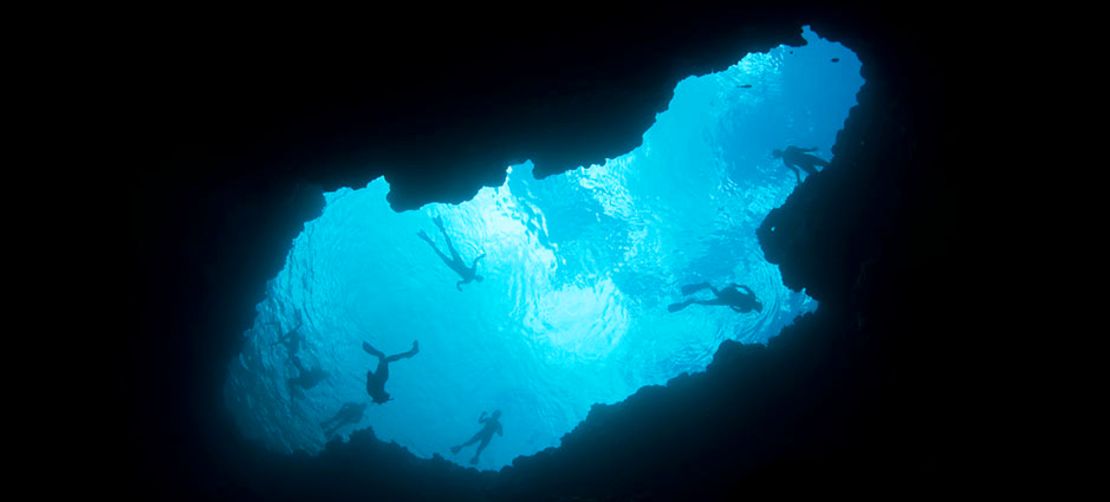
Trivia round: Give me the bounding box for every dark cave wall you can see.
[125,4,958,499]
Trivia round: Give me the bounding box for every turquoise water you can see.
[225,27,863,470]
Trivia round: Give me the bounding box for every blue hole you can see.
[225,26,863,470]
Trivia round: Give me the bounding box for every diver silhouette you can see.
[287,355,329,397]
[771,146,830,183]
[272,320,304,359]
[668,282,763,313]
[418,216,486,291]
[451,410,503,465]
[320,401,368,437]
[362,340,419,404]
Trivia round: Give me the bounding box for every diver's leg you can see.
[365,369,378,396]
[385,340,419,363]
[471,435,492,464]
[445,236,463,264]
[327,421,348,437]
[476,435,492,456]
[375,359,390,382]
[452,433,482,453]
[680,282,712,295]
[419,232,456,267]
[435,249,456,269]
[790,165,803,183]
[424,240,456,269]
[691,299,727,307]
[434,218,464,263]
[362,342,385,358]
[385,348,418,363]
[667,299,694,312]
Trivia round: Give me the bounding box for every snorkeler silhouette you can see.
[668,282,763,313]
[450,410,503,465]
[287,355,329,397]
[362,340,419,404]
[772,146,830,183]
[418,216,486,291]
[320,401,368,437]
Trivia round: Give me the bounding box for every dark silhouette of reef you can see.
[120,3,970,500]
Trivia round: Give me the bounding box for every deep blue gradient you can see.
[225,27,863,470]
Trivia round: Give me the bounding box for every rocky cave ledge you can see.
[125,4,960,500]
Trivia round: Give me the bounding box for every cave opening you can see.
[224,26,863,470]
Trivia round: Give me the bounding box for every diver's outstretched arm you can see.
[471,253,486,269]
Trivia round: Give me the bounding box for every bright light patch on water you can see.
[225,27,863,470]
